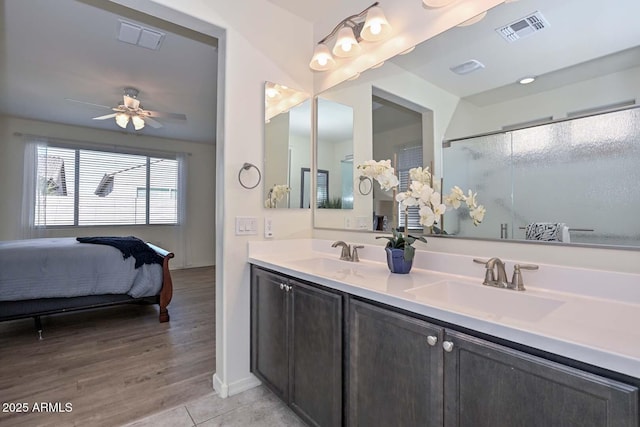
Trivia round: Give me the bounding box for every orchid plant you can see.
[265,184,290,208]
[357,159,486,260]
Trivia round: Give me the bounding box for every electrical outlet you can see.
[344,217,351,229]
[264,217,273,238]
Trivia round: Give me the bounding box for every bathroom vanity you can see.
[249,240,640,426]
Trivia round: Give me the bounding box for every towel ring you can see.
[238,162,261,189]
[358,176,373,195]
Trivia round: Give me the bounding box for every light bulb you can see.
[332,26,360,57]
[309,43,336,71]
[361,6,392,42]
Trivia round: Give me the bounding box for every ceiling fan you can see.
[66,87,187,131]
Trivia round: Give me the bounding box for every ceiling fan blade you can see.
[93,113,118,120]
[143,117,163,128]
[145,110,187,120]
[65,98,113,110]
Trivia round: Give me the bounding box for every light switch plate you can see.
[235,216,258,235]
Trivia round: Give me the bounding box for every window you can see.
[397,145,423,231]
[33,145,179,226]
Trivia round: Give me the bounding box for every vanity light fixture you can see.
[399,46,416,55]
[422,0,457,8]
[519,76,536,84]
[309,2,392,71]
[457,11,487,27]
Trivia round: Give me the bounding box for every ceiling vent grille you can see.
[496,11,549,42]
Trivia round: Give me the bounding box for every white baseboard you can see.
[213,373,261,398]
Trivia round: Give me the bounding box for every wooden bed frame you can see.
[0,242,175,337]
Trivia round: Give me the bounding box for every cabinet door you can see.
[250,268,289,401]
[443,330,639,427]
[348,299,444,427]
[289,280,343,427]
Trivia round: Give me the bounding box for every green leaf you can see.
[404,245,415,261]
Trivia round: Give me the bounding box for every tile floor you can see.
[122,385,307,427]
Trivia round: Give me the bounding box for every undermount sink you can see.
[405,280,565,322]
[287,257,375,280]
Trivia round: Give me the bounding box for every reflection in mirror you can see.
[444,107,640,246]
[372,94,425,231]
[316,98,354,210]
[313,0,640,249]
[264,82,310,208]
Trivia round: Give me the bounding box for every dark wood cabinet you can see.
[250,267,343,427]
[444,329,639,427]
[251,266,639,427]
[348,298,444,427]
[348,299,638,427]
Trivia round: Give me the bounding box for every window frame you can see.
[32,142,180,228]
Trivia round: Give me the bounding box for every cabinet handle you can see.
[285,285,292,292]
[427,336,438,346]
[443,341,454,352]
[279,283,285,290]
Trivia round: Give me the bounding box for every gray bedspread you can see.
[0,237,163,301]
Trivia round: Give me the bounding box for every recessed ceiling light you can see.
[519,76,536,84]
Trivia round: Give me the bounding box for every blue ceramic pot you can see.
[385,247,413,274]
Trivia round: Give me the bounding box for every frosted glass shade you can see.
[131,115,145,130]
[332,26,360,57]
[309,43,336,71]
[422,0,456,8]
[361,6,392,41]
[115,113,129,129]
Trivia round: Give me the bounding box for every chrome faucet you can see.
[473,258,538,291]
[331,241,364,262]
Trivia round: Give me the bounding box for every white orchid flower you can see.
[409,166,431,184]
[465,190,477,208]
[432,203,447,217]
[470,205,486,225]
[418,205,436,227]
[396,191,419,208]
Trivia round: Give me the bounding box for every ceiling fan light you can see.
[361,6,392,42]
[309,43,336,71]
[115,113,129,129]
[332,26,361,58]
[131,115,145,130]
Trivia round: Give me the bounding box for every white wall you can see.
[0,115,215,269]
[445,66,640,140]
[109,0,314,397]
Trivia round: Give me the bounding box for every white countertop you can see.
[248,239,640,380]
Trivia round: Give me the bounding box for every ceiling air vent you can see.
[496,11,549,42]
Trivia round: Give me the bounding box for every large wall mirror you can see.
[313,0,640,249]
[264,82,311,208]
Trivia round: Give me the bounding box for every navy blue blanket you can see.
[76,236,164,268]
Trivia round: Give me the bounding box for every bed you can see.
[0,236,174,337]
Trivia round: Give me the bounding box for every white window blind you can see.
[316,170,329,207]
[397,145,423,231]
[34,145,179,226]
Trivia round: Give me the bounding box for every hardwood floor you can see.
[0,266,216,427]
